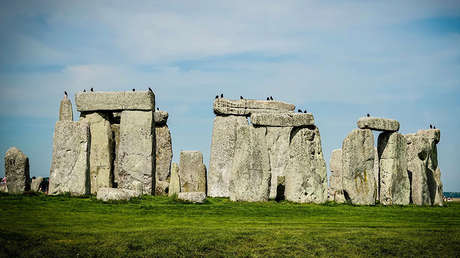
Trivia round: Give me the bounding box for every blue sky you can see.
[0,1,459,191]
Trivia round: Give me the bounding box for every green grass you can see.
[0,193,459,257]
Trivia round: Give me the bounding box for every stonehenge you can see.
[2,91,445,207]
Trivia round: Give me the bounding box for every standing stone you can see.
[208,116,248,197]
[81,112,114,194]
[31,177,44,192]
[432,167,443,206]
[285,127,327,204]
[179,151,207,193]
[328,149,345,203]
[4,147,30,194]
[230,125,271,202]
[342,129,376,205]
[49,121,90,195]
[405,133,432,205]
[378,132,410,205]
[374,147,380,202]
[111,124,120,186]
[155,125,172,195]
[266,127,292,199]
[118,111,155,195]
[168,162,180,197]
[59,97,73,121]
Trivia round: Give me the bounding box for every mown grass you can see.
[0,192,459,257]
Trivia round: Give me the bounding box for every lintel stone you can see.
[357,117,400,132]
[213,98,295,116]
[251,112,314,127]
[75,91,155,111]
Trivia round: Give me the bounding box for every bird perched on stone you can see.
[64,91,68,98]
[298,109,302,112]
[215,95,219,99]
[156,107,159,111]
[434,126,436,129]
[90,87,94,92]
[304,110,307,113]
[367,113,370,117]
[240,96,243,100]
[220,93,223,98]
[266,97,269,100]
[430,124,433,129]
[132,88,135,92]
[270,96,273,101]
[148,87,153,92]
[83,89,86,92]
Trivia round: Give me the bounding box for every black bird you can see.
[270,96,273,101]
[148,87,153,92]
[132,88,135,92]
[90,87,94,92]
[267,97,270,100]
[215,95,219,99]
[220,93,223,98]
[156,107,159,111]
[434,126,436,129]
[240,96,243,100]
[83,89,86,92]
[64,91,68,97]
[430,124,433,129]
[298,109,302,112]
[304,110,307,113]
[367,113,370,117]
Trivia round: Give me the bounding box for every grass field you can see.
[0,193,459,257]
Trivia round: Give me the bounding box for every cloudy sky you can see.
[1,1,459,191]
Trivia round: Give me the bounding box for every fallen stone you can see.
[49,121,90,196]
[251,112,314,127]
[75,91,155,112]
[179,151,207,193]
[213,98,295,116]
[342,129,376,205]
[230,125,271,202]
[96,188,140,202]
[208,115,248,197]
[117,111,155,194]
[155,124,173,195]
[168,162,180,197]
[177,192,206,203]
[80,112,114,194]
[378,132,410,205]
[154,110,169,125]
[328,149,345,203]
[285,127,327,204]
[4,147,30,194]
[357,117,400,132]
[31,177,44,192]
[266,127,291,199]
[59,97,73,121]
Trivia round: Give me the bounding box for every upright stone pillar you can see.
[285,127,327,204]
[229,125,271,202]
[59,96,73,121]
[342,129,376,205]
[118,111,155,194]
[179,151,207,193]
[265,127,291,199]
[81,112,114,194]
[208,115,248,197]
[49,121,90,195]
[4,147,30,194]
[377,132,410,205]
[168,162,180,197]
[154,110,173,195]
[328,149,345,203]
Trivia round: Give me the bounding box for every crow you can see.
[367,113,370,117]
[298,109,302,112]
[267,97,269,100]
[220,93,223,98]
[434,126,436,129]
[304,110,307,113]
[156,107,159,111]
[148,87,153,92]
[240,96,243,100]
[132,88,135,92]
[64,91,68,98]
[90,87,94,92]
[83,89,86,92]
[430,124,433,129]
[215,95,219,99]
[270,96,273,101]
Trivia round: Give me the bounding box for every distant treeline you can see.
[444,192,460,198]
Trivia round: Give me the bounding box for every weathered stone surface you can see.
[374,147,379,202]
[357,117,400,132]
[4,147,30,194]
[168,162,180,197]
[75,91,155,112]
[111,124,120,186]
[59,97,73,121]
[214,98,295,116]
[96,188,140,202]
[179,151,206,193]
[49,121,90,196]
[328,149,345,203]
[378,132,410,205]
[155,125,172,195]
[118,111,155,194]
[342,129,376,205]
[285,127,327,204]
[154,110,168,125]
[266,127,291,199]
[81,112,114,194]
[418,129,440,144]
[432,167,444,206]
[230,125,271,202]
[208,115,248,197]
[251,112,314,127]
[177,192,206,203]
[31,177,44,192]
